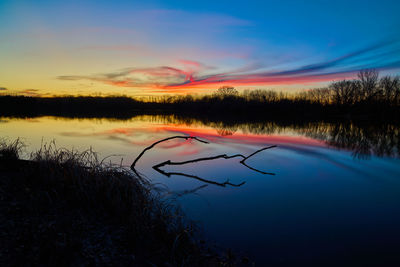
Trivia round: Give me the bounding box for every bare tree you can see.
[331,80,361,105]
[380,76,400,105]
[216,86,239,97]
[358,69,379,101]
[314,88,332,105]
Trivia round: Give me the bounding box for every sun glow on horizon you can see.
[1,0,400,96]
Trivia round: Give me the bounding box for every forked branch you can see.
[153,145,277,176]
[130,135,209,176]
[131,135,276,187]
[240,145,277,164]
[155,166,246,187]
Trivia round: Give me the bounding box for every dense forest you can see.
[1,70,399,121]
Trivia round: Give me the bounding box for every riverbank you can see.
[0,140,241,266]
[1,91,399,122]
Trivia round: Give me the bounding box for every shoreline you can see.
[1,95,399,122]
[0,141,245,266]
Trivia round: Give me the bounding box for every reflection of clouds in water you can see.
[26,119,41,123]
[0,119,9,123]
[160,126,324,150]
[59,132,88,137]
[176,148,203,156]
[158,139,193,149]
[106,135,136,144]
[165,119,400,159]
[58,115,399,159]
[60,126,212,153]
[277,144,374,178]
[60,130,152,146]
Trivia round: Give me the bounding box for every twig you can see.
[240,161,275,175]
[240,145,277,164]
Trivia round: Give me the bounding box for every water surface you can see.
[1,116,400,265]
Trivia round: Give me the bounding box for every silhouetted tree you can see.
[379,76,400,105]
[330,80,359,105]
[1,69,400,120]
[216,86,239,97]
[358,69,379,101]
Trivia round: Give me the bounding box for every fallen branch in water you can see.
[153,145,276,176]
[131,135,276,187]
[240,145,277,164]
[130,135,209,176]
[239,145,277,175]
[170,184,208,197]
[154,166,246,187]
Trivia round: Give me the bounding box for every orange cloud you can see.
[56,40,400,94]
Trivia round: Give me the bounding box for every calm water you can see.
[1,116,400,265]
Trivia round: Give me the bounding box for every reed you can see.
[0,141,239,266]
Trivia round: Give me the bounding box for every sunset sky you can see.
[1,0,400,96]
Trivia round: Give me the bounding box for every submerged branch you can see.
[130,135,209,176]
[131,135,276,186]
[155,166,245,187]
[153,146,276,177]
[152,144,276,186]
[240,145,277,164]
[152,153,244,169]
[171,184,209,197]
[240,161,275,175]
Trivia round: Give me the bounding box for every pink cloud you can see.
[179,59,202,68]
[57,40,400,94]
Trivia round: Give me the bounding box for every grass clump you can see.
[0,141,235,266]
[0,138,24,160]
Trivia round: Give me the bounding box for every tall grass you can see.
[0,141,234,266]
[0,138,24,159]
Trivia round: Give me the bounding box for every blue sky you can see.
[1,0,399,95]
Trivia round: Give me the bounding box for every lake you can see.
[1,115,400,265]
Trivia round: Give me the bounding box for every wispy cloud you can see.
[133,9,252,28]
[58,40,400,93]
[17,89,42,96]
[58,59,213,88]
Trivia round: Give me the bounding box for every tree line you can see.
[1,70,399,120]
[158,70,399,107]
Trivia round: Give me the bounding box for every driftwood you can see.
[131,135,276,187]
[153,145,276,176]
[153,167,246,187]
[130,135,209,177]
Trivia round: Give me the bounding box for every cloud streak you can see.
[16,89,42,96]
[57,59,212,89]
[58,40,400,93]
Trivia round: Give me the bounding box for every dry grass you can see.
[0,138,25,160]
[0,140,238,266]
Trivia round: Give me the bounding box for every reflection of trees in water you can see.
[293,123,399,159]
[327,123,399,159]
[145,115,399,159]
[235,122,399,159]
[215,125,238,136]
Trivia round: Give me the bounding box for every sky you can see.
[1,0,400,96]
